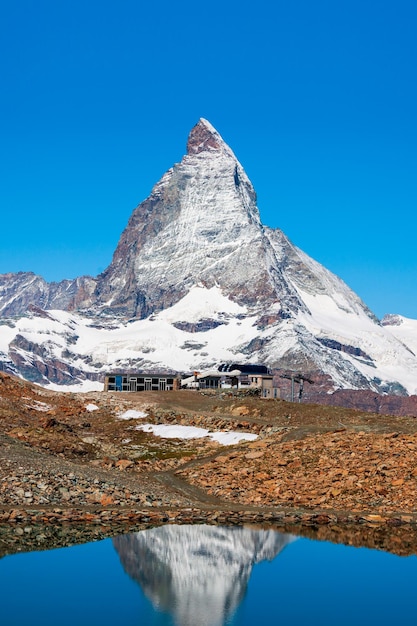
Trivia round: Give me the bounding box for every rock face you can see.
[0,272,96,318]
[308,388,417,416]
[113,525,294,626]
[93,118,304,319]
[0,118,417,394]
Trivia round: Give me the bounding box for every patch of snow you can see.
[46,380,104,393]
[136,423,258,446]
[118,409,148,420]
[210,431,258,445]
[85,403,99,412]
[156,286,246,324]
[138,423,208,439]
[25,400,52,412]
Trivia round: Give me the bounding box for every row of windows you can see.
[107,376,175,392]
[107,376,174,384]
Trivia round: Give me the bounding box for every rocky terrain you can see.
[1,372,417,557]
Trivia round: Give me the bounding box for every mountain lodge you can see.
[104,364,280,398]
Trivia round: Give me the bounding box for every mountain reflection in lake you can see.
[113,525,294,626]
[1,523,417,626]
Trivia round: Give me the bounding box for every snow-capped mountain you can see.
[113,525,295,626]
[0,118,416,394]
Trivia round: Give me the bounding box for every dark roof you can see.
[218,363,272,375]
[105,372,178,377]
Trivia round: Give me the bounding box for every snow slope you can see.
[1,286,417,394]
[381,315,417,356]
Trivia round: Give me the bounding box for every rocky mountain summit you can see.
[0,119,416,394]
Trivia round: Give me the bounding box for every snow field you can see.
[136,423,258,446]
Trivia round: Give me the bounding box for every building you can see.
[104,373,179,392]
[181,370,222,390]
[103,364,279,397]
[181,364,280,398]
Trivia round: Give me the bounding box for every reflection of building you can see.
[104,373,179,392]
[113,524,295,626]
[181,363,280,398]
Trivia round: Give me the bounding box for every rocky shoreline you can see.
[2,503,417,558]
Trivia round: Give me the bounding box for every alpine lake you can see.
[0,520,416,626]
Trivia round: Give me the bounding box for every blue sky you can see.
[1,0,416,319]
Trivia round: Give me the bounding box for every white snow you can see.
[118,409,148,420]
[295,288,417,394]
[136,423,258,445]
[3,290,417,396]
[138,423,208,439]
[0,292,258,386]
[210,431,258,445]
[156,285,246,324]
[25,399,52,412]
[85,403,99,412]
[46,292,259,373]
[45,380,104,393]
[383,315,417,357]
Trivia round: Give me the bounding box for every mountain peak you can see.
[187,118,230,155]
[3,118,417,397]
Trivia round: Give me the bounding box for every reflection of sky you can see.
[0,532,416,626]
[235,539,417,626]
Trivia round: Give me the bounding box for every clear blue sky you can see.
[1,0,416,319]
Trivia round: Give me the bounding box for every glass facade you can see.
[106,375,175,392]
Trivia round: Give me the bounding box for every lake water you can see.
[0,524,416,626]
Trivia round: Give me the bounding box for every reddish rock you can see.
[116,459,134,470]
